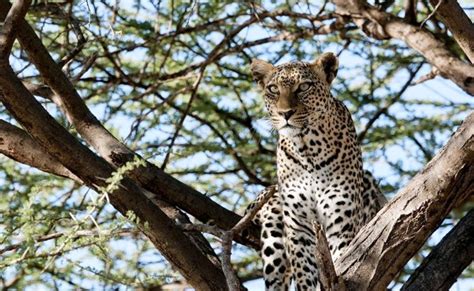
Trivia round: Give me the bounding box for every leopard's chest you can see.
[276,133,363,222]
[277,132,344,189]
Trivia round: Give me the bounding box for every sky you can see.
[1,0,473,290]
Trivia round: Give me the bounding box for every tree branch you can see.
[357,63,422,143]
[0,98,222,275]
[221,186,276,290]
[0,0,261,248]
[0,62,228,291]
[332,0,474,95]
[313,222,347,291]
[401,209,474,291]
[161,68,205,170]
[0,0,30,59]
[403,0,417,24]
[429,0,474,63]
[334,112,474,290]
[0,118,81,182]
[180,186,276,290]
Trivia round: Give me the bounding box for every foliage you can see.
[0,0,472,289]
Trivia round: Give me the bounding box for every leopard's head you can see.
[250,52,338,137]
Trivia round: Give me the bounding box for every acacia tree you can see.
[0,0,472,290]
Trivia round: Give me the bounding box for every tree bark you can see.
[332,0,474,96]
[401,209,474,291]
[429,0,474,63]
[0,118,80,182]
[334,112,473,290]
[0,0,30,59]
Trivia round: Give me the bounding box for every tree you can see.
[0,0,472,290]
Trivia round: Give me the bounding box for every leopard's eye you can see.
[298,82,311,92]
[267,84,279,94]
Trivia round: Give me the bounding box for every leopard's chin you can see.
[278,125,301,137]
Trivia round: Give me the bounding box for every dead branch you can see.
[411,67,440,85]
[180,186,276,291]
[221,185,276,290]
[313,222,347,291]
[232,185,276,235]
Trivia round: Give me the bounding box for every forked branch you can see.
[182,185,277,291]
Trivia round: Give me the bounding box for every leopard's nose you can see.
[279,109,296,121]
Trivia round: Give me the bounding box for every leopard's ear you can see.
[312,52,339,84]
[250,59,274,88]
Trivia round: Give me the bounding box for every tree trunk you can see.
[334,112,473,290]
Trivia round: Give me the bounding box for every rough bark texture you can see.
[334,112,474,290]
[332,0,474,96]
[401,209,474,291]
[0,119,80,181]
[313,222,347,291]
[429,0,474,63]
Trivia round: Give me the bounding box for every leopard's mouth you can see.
[278,124,302,137]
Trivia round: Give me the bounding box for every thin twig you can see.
[58,12,87,67]
[316,0,328,17]
[420,0,443,28]
[411,67,439,85]
[161,68,205,169]
[231,185,276,235]
[357,63,423,143]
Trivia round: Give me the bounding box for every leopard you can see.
[246,52,387,290]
